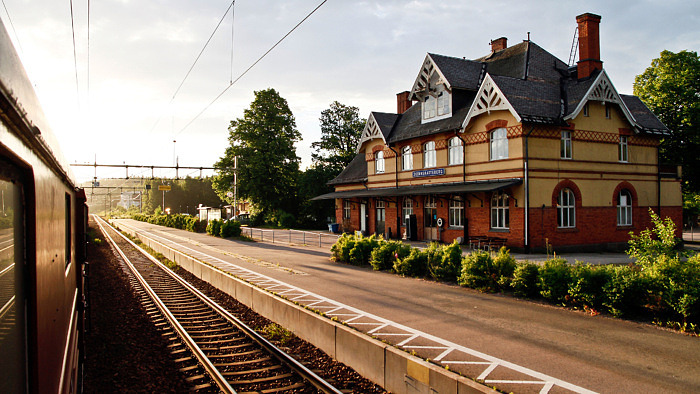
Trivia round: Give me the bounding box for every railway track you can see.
[95,216,342,394]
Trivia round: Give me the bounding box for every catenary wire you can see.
[176,0,328,136]
[150,1,235,133]
[1,0,23,53]
[69,0,80,108]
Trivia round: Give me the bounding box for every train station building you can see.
[314,13,682,252]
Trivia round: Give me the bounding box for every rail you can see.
[241,227,340,248]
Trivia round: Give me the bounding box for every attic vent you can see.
[589,77,617,103]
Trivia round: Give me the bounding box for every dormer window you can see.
[437,92,450,116]
[375,150,385,173]
[423,96,437,119]
[421,80,451,123]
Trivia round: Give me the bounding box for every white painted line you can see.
[485,380,544,384]
[540,382,554,394]
[441,361,492,365]
[434,347,454,361]
[397,334,419,346]
[367,323,389,334]
[478,363,499,380]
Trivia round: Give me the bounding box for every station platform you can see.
[112,219,700,394]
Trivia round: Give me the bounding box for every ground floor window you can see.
[557,188,576,228]
[402,197,413,225]
[617,190,632,226]
[449,197,464,227]
[343,200,351,220]
[491,191,509,229]
[424,195,437,228]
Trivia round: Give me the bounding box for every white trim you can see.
[59,288,79,394]
[409,54,451,101]
[565,70,638,127]
[462,74,521,129]
[356,113,386,153]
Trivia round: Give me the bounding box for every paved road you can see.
[114,219,700,394]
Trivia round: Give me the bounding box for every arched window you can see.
[448,137,463,165]
[402,197,413,225]
[490,128,508,160]
[617,190,633,226]
[491,191,509,229]
[557,188,576,228]
[449,196,464,227]
[375,150,385,174]
[423,141,436,168]
[402,146,413,171]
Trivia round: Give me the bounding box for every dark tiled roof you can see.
[565,77,596,117]
[387,93,474,144]
[620,95,670,134]
[328,154,367,185]
[371,112,400,139]
[428,53,484,90]
[492,75,563,123]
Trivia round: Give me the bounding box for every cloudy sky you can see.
[2,0,698,182]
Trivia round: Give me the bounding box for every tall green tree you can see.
[311,101,365,173]
[214,88,301,220]
[633,50,700,192]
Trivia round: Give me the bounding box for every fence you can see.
[241,227,340,248]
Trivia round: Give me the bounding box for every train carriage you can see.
[0,19,87,393]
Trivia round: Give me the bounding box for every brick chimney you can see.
[396,91,412,114]
[576,13,603,79]
[490,37,507,52]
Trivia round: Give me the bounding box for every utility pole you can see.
[234,156,238,218]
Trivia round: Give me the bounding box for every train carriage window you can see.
[0,177,26,393]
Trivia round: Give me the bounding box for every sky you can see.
[1,0,698,183]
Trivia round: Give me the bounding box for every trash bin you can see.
[329,223,339,233]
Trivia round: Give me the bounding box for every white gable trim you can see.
[409,54,450,101]
[565,70,638,126]
[462,74,520,129]
[356,113,386,153]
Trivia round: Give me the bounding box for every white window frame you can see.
[490,191,509,230]
[619,136,628,163]
[448,136,463,165]
[605,105,611,119]
[423,95,437,119]
[423,141,436,168]
[561,130,572,159]
[583,102,589,117]
[617,190,633,226]
[375,150,385,173]
[343,200,351,220]
[557,188,576,228]
[437,92,450,116]
[449,197,464,228]
[402,197,413,225]
[402,146,413,171]
[490,128,508,161]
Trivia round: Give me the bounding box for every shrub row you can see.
[205,219,242,238]
[330,233,700,330]
[132,213,206,233]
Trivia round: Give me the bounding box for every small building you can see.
[197,205,222,222]
[314,13,681,252]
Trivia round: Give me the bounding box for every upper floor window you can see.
[557,188,576,228]
[402,146,413,171]
[423,96,437,119]
[583,103,589,117]
[448,137,463,165]
[561,130,572,159]
[423,141,436,168]
[490,128,508,161]
[617,190,632,226]
[605,105,611,119]
[437,92,450,116]
[491,191,509,230]
[375,150,385,173]
[402,197,413,225]
[619,136,628,162]
[449,197,464,228]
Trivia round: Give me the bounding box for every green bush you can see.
[348,234,382,266]
[644,254,700,321]
[493,247,517,290]
[628,209,686,266]
[428,241,462,282]
[602,265,650,317]
[458,250,496,291]
[538,258,572,304]
[219,220,242,238]
[370,240,411,271]
[206,219,223,236]
[274,210,296,229]
[567,263,611,311]
[512,262,540,298]
[393,248,428,277]
[331,233,356,263]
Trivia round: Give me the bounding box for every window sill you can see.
[556,227,579,233]
[447,226,464,230]
[616,225,633,230]
[489,228,510,233]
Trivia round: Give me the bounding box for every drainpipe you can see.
[389,146,400,239]
[657,144,661,215]
[524,126,535,253]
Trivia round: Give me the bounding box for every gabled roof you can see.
[462,74,522,129]
[356,112,399,153]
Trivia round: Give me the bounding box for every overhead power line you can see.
[1,0,23,53]
[69,0,80,108]
[176,0,328,136]
[150,1,236,133]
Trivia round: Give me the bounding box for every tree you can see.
[311,101,365,173]
[214,88,301,221]
[633,50,700,192]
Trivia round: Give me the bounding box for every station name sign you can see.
[412,168,445,178]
